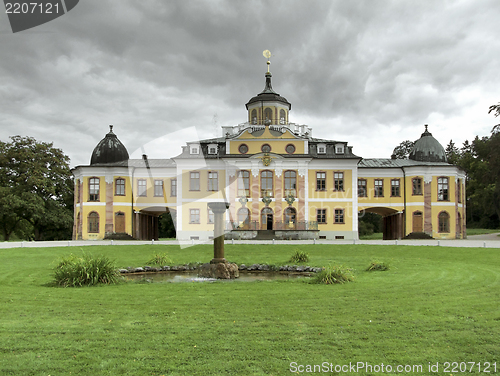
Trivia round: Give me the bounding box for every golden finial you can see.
[263,50,271,73]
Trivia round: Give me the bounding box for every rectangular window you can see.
[358,179,367,197]
[237,170,250,197]
[438,177,449,201]
[137,179,147,197]
[374,179,384,197]
[334,209,344,223]
[170,179,177,197]
[89,177,100,201]
[412,178,422,195]
[391,179,400,197]
[316,172,326,191]
[154,180,164,197]
[260,170,273,197]
[115,178,125,196]
[207,208,214,224]
[334,172,344,191]
[189,209,200,224]
[208,171,218,191]
[317,209,327,224]
[190,172,200,191]
[284,170,297,197]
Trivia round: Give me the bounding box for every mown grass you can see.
[0,243,499,375]
[466,228,500,236]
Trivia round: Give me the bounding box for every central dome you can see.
[245,71,291,109]
[90,125,129,165]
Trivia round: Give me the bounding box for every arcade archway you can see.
[359,207,404,240]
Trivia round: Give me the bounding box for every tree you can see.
[488,102,500,117]
[391,140,415,159]
[159,209,176,239]
[445,140,460,165]
[0,136,73,241]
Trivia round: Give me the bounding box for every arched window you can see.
[438,211,450,233]
[284,170,296,197]
[251,109,257,124]
[260,170,273,197]
[89,177,100,201]
[264,108,273,124]
[88,212,99,233]
[280,109,286,124]
[237,208,251,227]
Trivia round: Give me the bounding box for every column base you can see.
[199,261,239,279]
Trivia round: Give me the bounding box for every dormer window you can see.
[208,144,218,155]
[335,143,345,154]
[190,144,200,155]
[317,143,326,154]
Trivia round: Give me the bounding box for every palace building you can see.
[72,64,466,241]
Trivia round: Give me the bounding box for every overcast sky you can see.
[1,0,499,168]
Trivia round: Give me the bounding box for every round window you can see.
[285,144,296,154]
[238,144,248,154]
[261,144,271,153]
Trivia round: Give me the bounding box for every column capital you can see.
[208,202,230,214]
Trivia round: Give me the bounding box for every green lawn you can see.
[1,244,499,375]
[466,228,500,236]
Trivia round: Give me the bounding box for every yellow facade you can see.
[72,68,465,241]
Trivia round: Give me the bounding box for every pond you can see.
[123,271,311,283]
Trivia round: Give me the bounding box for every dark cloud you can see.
[0,0,499,166]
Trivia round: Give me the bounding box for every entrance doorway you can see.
[261,207,273,230]
[115,212,126,233]
[413,211,423,233]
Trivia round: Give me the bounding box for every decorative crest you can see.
[285,192,295,206]
[262,195,272,207]
[238,196,248,207]
[261,153,273,167]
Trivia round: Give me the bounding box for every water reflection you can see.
[125,271,310,283]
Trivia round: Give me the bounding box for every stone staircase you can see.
[254,230,275,240]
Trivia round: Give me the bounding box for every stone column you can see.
[208,202,230,263]
[199,202,239,279]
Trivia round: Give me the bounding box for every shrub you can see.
[53,252,121,287]
[289,250,309,263]
[311,264,354,285]
[146,253,173,266]
[366,260,390,271]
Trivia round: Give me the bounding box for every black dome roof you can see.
[245,72,291,109]
[90,125,129,165]
[409,125,447,163]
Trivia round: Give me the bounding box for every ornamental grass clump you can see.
[311,264,355,285]
[289,250,309,264]
[366,260,390,271]
[53,252,121,287]
[146,253,173,266]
